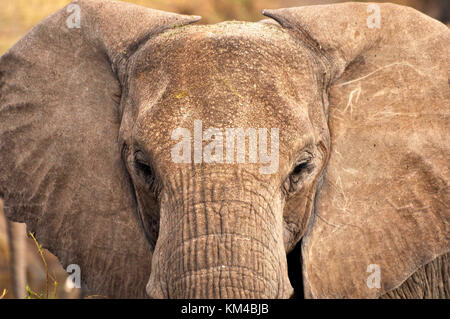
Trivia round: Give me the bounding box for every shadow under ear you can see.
[287,240,304,299]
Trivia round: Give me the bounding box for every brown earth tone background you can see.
[0,0,448,299]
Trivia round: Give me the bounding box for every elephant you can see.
[0,0,448,298]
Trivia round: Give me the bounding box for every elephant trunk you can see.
[147,173,293,298]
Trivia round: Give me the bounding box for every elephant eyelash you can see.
[292,151,314,175]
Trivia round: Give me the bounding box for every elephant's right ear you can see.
[0,0,199,298]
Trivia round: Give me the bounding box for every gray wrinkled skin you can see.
[0,0,448,298]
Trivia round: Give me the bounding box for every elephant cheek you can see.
[146,188,293,299]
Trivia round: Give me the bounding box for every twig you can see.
[28,232,57,298]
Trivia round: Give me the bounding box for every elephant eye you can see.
[290,161,310,183]
[134,151,157,191]
[293,161,309,175]
[135,161,153,178]
[283,157,314,195]
[134,160,159,193]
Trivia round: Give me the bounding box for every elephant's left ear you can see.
[264,3,450,298]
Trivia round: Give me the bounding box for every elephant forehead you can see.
[130,22,319,153]
[134,21,317,107]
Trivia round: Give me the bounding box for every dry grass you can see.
[0,0,70,54]
[26,232,58,299]
[0,0,282,54]
[0,228,79,299]
[0,201,78,299]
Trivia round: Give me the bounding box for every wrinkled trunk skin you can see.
[147,171,293,299]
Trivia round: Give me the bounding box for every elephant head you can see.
[0,0,448,298]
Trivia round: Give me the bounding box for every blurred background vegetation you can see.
[0,0,448,299]
[0,0,449,54]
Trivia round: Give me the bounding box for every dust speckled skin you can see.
[121,22,326,298]
[0,0,448,298]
